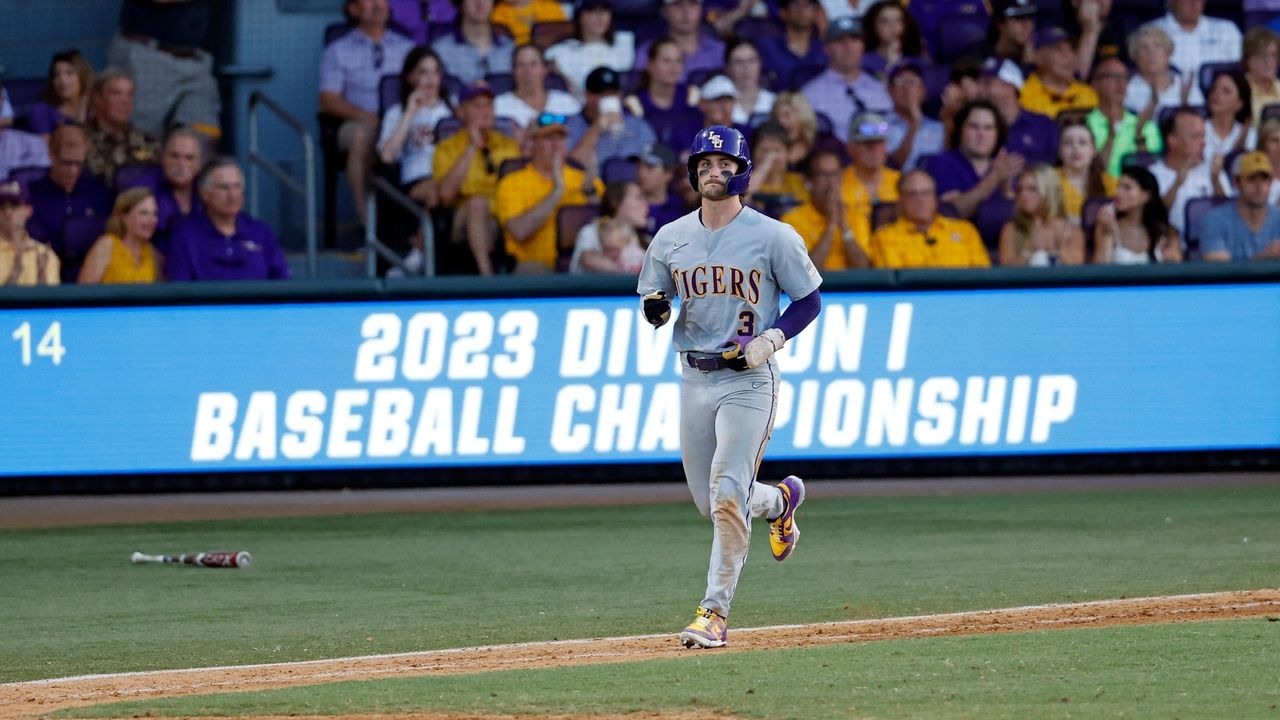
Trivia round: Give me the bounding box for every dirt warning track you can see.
[4,588,1278,720]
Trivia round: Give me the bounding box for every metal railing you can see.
[247,91,318,278]
[365,176,435,278]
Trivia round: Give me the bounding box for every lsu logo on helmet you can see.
[709,132,723,149]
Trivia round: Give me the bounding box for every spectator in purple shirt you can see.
[319,0,414,230]
[980,58,1060,166]
[635,0,726,84]
[756,0,827,90]
[923,99,1024,219]
[26,50,94,140]
[26,124,112,281]
[801,16,892,144]
[167,157,291,282]
[117,127,205,252]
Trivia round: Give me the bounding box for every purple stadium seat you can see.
[4,165,48,187]
[1081,195,1112,257]
[973,197,1014,254]
[379,74,400,115]
[602,157,638,185]
[556,204,599,271]
[59,215,107,283]
[114,163,162,191]
[1199,61,1241,96]
[1260,102,1280,125]
[435,116,463,139]
[531,20,575,51]
[1183,196,1232,259]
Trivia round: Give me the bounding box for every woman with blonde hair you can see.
[1243,27,1280,126]
[1125,25,1202,120]
[770,91,818,167]
[999,164,1085,266]
[78,187,163,284]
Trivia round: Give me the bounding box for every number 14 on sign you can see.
[11,322,66,366]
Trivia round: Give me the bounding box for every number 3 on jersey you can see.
[736,311,755,337]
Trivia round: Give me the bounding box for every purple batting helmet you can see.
[687,125,752,196]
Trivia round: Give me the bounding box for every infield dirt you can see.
[4,588,1278,720]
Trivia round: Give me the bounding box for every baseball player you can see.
[637,125,824,649]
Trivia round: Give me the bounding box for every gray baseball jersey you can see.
[637,206,823,352]
[637,205,822,621]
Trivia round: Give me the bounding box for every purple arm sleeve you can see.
[772,288,821,340]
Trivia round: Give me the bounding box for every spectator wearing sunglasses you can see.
[319,0,414,231]
[884,61,943,170]
[801,16,891,144]
[433,82,522,275]
[842,111,899,245]
[870,169,991,268]
[495,113,603,273]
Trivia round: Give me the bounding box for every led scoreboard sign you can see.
[2,284,1278,476]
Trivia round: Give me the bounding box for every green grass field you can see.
[4,482,1279,718]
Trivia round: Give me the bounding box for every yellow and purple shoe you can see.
[679,606,728,648]
[768,475,805,561]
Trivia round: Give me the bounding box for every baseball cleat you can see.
[768,475,805,561]
[679,606,728,648]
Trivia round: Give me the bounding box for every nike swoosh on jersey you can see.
[673,242,690,251]
[752,382,766,389]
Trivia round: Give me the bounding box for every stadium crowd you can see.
[3,0,1280,286]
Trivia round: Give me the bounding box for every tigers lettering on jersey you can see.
[672,264,762,304]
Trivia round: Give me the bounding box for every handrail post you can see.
[246,91,318,278]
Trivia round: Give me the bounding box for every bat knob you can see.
[234,551,252,569]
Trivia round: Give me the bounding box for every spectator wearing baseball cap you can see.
[0,179,60,286]
[801,15,892,144]
[884,61,944,170]
[697,75,750,139]
[495,112,603,273]
[545,0,635,99]
[1201,151,1280,261]
[432,81,522,276]
[630,142,686,233]
[843,111,900,248]
[568,67,659,177]
[981,58,1060,166]
[1020,27,1100,119]
[756,0,828,91]
[984,0,1039,70]
[490,0,565,48]
[634,0,725,85]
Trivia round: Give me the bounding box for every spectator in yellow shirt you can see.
[782,148,873,271]
[843,110,900,247]
[491,0,566,47]
[495,112,603,273]
[0,180,60,286]
[871,169,992,268]
[1020,27,1099,119]
[433,82,522,275]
